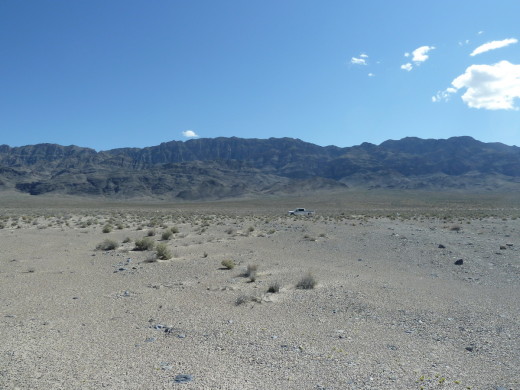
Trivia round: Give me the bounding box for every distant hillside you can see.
[1,136,519,199]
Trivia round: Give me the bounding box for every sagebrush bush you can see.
[133,237,155,251]
[296,273,317,290]
[96,239,119,251]
[155,243,172,260]
[161,230,173,240]
[102,224,113,233]
[221,259,235,269]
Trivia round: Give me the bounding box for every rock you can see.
[465,346,474,352]
[454,259,464,265]
[177,333,186,339]
[499,245,507,250]
[438,244,446,248]
[173,374,193,383]
[145,337,156,343]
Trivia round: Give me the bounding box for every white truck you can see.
[288,208,315,216]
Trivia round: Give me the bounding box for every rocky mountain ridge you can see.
[1,136,519,199]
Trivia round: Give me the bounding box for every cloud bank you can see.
[433,61,520,110]
[470,38,518,56]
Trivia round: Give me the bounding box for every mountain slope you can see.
[1,136,519,199]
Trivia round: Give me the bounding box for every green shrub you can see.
[102,224,113,233]
[221,259,235,269]
[133,237,155,251]
[161,230,173,240]
[96,239,118,251]
[155,243,172,260]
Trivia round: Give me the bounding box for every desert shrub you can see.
[96,239,118,251]
[450,224,462,232]
[155,243,172,260]
[235,295,250,306]
[296,273,317,290]
[147,229,156,237]
[0,223,4,229]
[244,264,258,281]
[221,259,235,269]
[247,226,255,233]
[133,237,155,251]
[102,224,113,233]
[122,237,132,243]
[161,230,173,240]
[267,281,280,293]
[170,226,179,234]
[203,252,208,258]
[225,227,236,235]
[116,223,124,230]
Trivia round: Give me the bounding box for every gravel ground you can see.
[0,208,518,389]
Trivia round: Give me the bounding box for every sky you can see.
[1,0,519,151]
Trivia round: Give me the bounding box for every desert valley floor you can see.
[0,191,519,389]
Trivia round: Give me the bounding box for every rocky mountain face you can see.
[1,136,519,199]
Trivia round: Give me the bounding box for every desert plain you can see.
[0,190,519,390]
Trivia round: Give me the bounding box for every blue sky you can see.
[1,0,519,151]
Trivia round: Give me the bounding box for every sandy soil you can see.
[0,202,519,389]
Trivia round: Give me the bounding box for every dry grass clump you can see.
[267,281,281,293]
[133,237,155,251]
[221,259,235,269]
[155,243,172,260]
[225,227,236,235]
[96,239,119,251]
[235,294,263,306]
[243,264,258,282]
[296,273,317,290]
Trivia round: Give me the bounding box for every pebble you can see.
[177,333,186,339]
[438,244,446,248]
[173,374,193,383]
[454,259,464,265]
[159,362,172,371]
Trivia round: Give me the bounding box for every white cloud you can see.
[432,87,457,102]
[470,38,518,56]
[351,56,367,65]
[401,45,434,71]
[182,130,199,138]
[360,53,368,58]
[433,61,520,110]
[411,45,435,63]
[368,72,375,77]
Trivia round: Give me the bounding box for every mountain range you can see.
[1,136,519,199]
